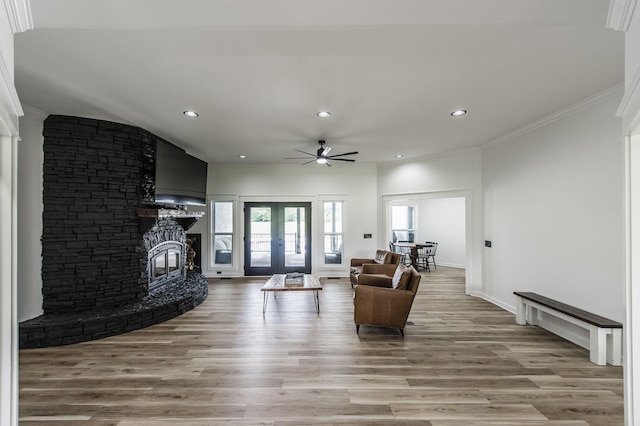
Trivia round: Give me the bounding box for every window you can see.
[323,201,343,264]
[211,201,234,265]
[391,205,415,243]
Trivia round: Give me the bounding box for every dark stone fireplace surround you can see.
[19,115,208,349]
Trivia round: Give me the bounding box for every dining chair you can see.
[393,243,413,266]
[424,241,438,269]
[416,245,431,271]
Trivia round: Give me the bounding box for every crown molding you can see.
[607,0,637,31]
[3,0,33,33]
[617,61,640,113]
[0,51,23,117]
[21,103,47,118]
[0,50,22,135]
[617,64,640,134]
[483,84,625,149]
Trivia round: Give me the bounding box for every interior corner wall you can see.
[418,197,466,268]
[482,94,625,322]
[17,106,45,321]
[205,163,378,277]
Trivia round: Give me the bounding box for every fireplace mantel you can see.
[137,208,205,219]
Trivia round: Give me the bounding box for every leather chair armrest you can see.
[350,258,374,267]
[356,273,393,288]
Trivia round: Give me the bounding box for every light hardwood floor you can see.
[19,267,624,425]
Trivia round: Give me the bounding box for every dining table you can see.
[392,242,434,271]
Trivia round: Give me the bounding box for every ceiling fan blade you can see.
[302,159,317,165]
[294,149,316,156]
[321,146,331,157]
[326,160,332,167]
[328,151,359,158]
[285,156,316,160]
[331,158,356,162]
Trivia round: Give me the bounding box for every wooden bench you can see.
[514,292,622,366]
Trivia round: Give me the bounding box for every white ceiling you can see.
[14,0,624,165]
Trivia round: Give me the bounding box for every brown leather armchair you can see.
[354,264,421,336]
[350,250,401,287]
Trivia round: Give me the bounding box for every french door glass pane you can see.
[250,207,272,267]
[284,207,306,268]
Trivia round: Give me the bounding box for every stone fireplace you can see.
[19,115,208,349]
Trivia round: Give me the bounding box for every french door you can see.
[244,202,311,276]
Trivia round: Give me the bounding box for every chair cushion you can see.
[373,250,390,264]
[391,264,411,290]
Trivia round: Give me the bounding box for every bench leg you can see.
[589,325,607,366]
[515,296,527,325]
[527,305,539,325]
[610,328,622,366]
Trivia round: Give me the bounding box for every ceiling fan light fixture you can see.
[317,111,331,118]
[317,157,328,164]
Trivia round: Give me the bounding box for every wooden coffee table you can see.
[261,274,322,315]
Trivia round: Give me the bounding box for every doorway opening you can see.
[384,192,471,293]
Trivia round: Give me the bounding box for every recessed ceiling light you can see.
[317,111,331,118]
[451,109,467,117]
[395,154,404,158]
[239,155,247,159]
[183,110,199,117]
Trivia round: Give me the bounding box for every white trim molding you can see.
[0,52,23,117]
[3,0,32,33]
[0,50,23,136]
[617,63,640,131]
[608,0,637,31]
[483,84,625,149]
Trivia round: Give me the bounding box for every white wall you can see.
[203,163,379,277]
[17,106,45,321]
[482,93,624,324]
[377,148,483,294]
[418,197,465,268]
[1,2,31,424]
[617,3,640,424]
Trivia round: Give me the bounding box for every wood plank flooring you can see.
[19,267,624,425]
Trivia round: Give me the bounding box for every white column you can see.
[0,134,18,426]
[627,134,640,425]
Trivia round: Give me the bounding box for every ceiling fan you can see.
[285,140,359,166]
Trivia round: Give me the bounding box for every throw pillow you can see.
[392,264,411,290]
